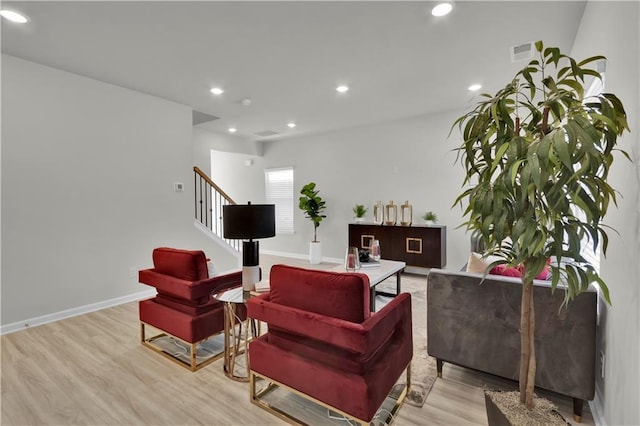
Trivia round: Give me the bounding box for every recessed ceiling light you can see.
[468,84,482,91]
[336,85,349,93]
[0,9,29,23]
[287,122,297,128]
[228,127,237,133]
[431,2,454,17]
[210,87,224,95]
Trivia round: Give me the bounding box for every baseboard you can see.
[404,266,430,276]
[261,249,341,265]
[589,393,607,426]
[0,289,156,335]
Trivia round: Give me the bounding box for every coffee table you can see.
[331,259,405,311]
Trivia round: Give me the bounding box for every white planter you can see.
[309,241,322,264]
[424,220,435,225]
[355,217,365,223]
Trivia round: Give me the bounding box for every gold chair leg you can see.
[139,322,224,372]
[190,343,197,371]
[250,370,374,425]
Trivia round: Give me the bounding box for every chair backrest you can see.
[268,264,370,322]
[152,247,209,282]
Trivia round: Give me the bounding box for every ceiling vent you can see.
[192,110,219,125]
[254,130,279,137]
[510,42,534,63]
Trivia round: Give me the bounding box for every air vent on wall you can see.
[254,130,280,137]
[510,42,534,63]
[192,110,220,125]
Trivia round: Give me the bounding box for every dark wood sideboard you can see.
[348,223,446,269]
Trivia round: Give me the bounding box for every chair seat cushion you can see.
[154,293,220,316]
[139,298,224,343]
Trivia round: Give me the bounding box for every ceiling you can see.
[1,1,587,143]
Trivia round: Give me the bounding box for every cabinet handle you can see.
[361,235,375,249]
[406,237,423,254]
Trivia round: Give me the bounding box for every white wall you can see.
[571,2,640,425]
[212,110,472,269]
[192,126,262,173]
[210,149,267,205]
[1,55,237,329]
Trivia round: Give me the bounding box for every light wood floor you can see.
[1,255,594,425]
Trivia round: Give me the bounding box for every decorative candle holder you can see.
[373,201,384,225]
[400,200,413,226]
[384,200,397,226]
[344,247,361,272]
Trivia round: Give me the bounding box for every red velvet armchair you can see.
[138,247,242,371]
[247,264,413,425]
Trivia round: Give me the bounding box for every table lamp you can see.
[223,202,276,291]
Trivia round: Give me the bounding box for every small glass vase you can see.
[344,247,361,272]
[370,240,381,261]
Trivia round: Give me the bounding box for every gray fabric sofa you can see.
[426,268,597,422]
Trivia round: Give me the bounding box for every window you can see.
[265,167,294,235]
[577,64,606,273]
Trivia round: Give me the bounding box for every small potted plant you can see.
[422,211,437,225]
[352,204,368,222]
[299,182,327,264]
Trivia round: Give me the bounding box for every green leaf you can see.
[491,143,510,172]
[552,131,572,169]
[534,40,543,52]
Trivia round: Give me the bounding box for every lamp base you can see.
[242,265,260,292]
[241,240,261,291]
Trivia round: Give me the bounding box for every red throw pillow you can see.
[490,260,551,280]
[489,264,523,277]
[536,259,551,280]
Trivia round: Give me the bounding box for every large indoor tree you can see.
[453,41,629,410]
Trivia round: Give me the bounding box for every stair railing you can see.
[193,166,241,252]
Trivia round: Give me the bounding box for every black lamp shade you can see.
[223,204,276,240]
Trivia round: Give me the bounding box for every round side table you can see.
[213,286,260,382]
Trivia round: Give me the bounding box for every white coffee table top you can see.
[330,259,405,286]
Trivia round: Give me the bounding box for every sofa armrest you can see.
[139,269,242,302]
[247,292,411,354]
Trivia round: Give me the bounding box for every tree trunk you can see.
[519,279,536,410]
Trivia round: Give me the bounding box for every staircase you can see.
[193,166,241,252]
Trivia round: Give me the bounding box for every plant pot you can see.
[424,220,435,225]
[309,241,322,264]
[484,391,567,426]
[485,392,512,426]
[355,217,364,223]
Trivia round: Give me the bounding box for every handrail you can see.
[193,166,240,252]
[193,166,235,204]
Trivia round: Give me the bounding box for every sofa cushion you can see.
[268,264,370,322]
[152,247,209,281]
[467,251,550,280]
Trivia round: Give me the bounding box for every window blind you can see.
[265,167,294,235]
